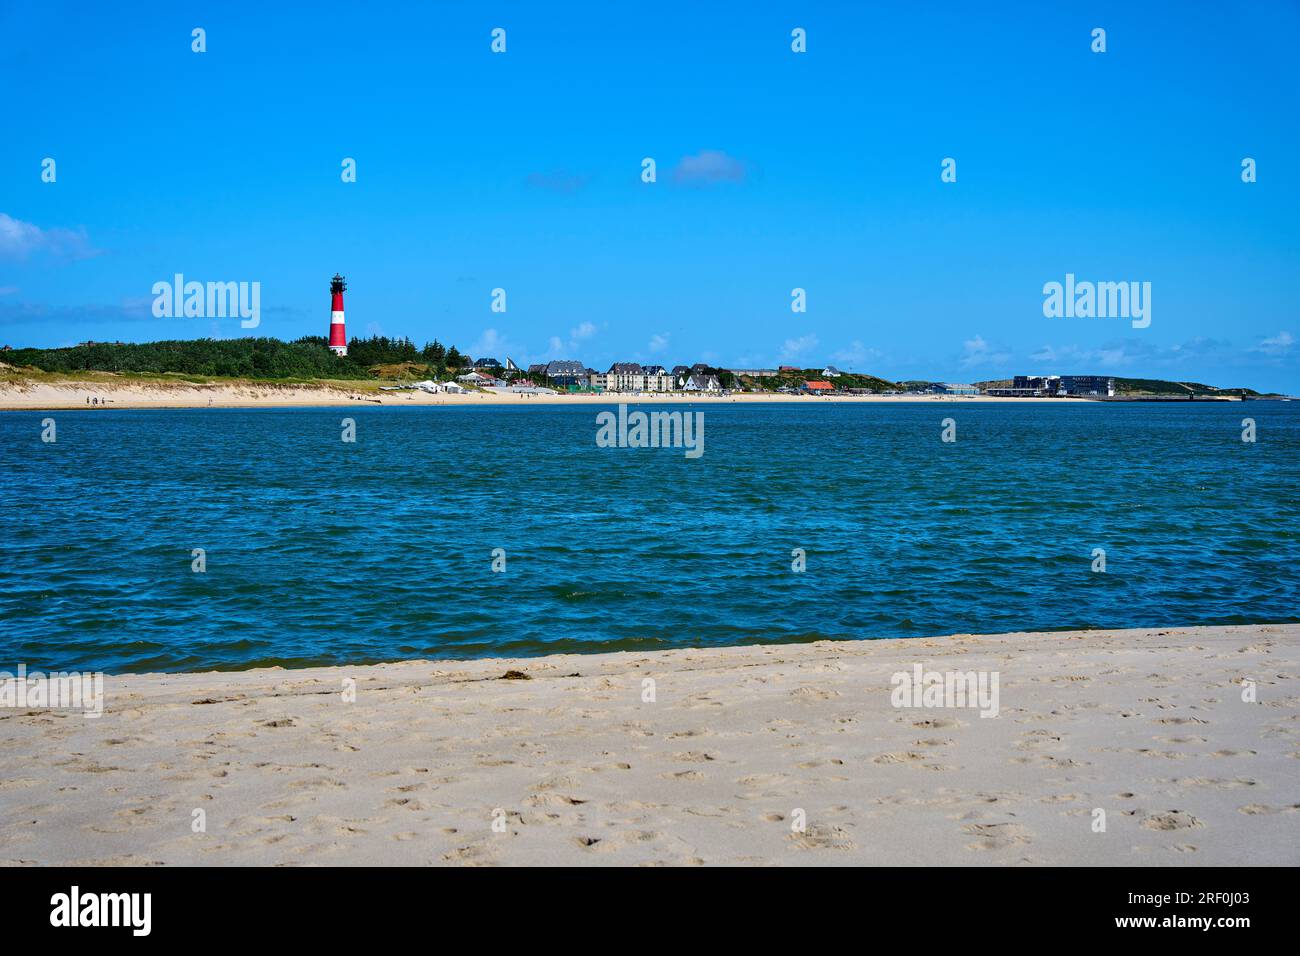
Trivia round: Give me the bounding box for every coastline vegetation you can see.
[0,338,1276,396]
[975,377,1265,397]
[0,336,469,384]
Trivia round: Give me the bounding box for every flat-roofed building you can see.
[926,382,981,395]
[1060,375,1115,396]
[986,374,1113,397]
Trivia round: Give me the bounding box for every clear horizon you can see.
[2,1,1297,392]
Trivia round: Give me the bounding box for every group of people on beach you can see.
[84,396,109,406]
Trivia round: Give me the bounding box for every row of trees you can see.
[3,336,477,381]
[3,341,902,391]
[290,335,469,372]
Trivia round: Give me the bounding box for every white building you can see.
[682,373,722,392]
[591,363,675,392]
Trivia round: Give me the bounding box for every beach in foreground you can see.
[0,378,1072,411]
[2,624,1295,866]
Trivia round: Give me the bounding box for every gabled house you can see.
[682,373,722,392]
[545,359,588,386]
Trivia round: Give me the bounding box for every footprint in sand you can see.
[523,792,587,808]
[873,751,949,771]
[910,717,964,730]
[673,751,716,763]
[790,686,841,701]
[660,770,705,781]
[1161,776,1256,789]
[789,823,855,851]
[1141,810,1203,831]
[442,842,499,864]
[1237,804,1300,815]
[963,822,1032,851]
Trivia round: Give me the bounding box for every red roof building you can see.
[803,380,834,391]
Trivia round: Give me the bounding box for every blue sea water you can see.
[1,401,1297,673]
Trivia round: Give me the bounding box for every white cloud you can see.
[648,332,670,354]
[470,327,508,358]
[779,333,818,361]
[0,212,99,260]
[831,340,882,369]
[544,321,604,358]
[1030,343,1130,367]
[959,334,1011,368]
[671,150,747,185]
[1252,331,1294,356]
[1030,337,1238,370]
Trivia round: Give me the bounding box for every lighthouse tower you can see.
[328,274,348,356]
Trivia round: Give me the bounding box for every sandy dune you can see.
[1,624,1295,866]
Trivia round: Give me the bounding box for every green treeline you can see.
[2,336,470,380]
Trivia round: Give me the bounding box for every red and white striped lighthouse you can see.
[328,273,348,356]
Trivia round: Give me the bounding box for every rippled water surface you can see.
[2,402,1297,672]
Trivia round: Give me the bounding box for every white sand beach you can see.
[1,624,1295,866]
[0,378,1068,411]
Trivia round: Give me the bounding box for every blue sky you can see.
[2,1,1297,390]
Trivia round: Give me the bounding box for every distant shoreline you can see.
[0,379,1276,411]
